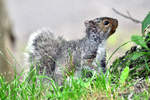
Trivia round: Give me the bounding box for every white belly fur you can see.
[92,41,106,68]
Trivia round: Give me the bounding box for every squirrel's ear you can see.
[84,20,89,27]
[84,20,95,27]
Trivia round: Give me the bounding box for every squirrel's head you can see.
[84,17,118,41]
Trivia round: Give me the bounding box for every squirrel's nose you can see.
[113,19,118,28]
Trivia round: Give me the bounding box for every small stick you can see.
[112,8,142,24]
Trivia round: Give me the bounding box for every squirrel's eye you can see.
[103,21,109,25]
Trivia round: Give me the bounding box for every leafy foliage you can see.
[110,34,150,81]
[119,66,129,85]
[142,12,150,33]
[131,35,148,49]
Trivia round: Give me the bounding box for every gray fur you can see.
[25,17,118,85]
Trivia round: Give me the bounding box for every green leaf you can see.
[119,66,129,85]
[131,35,148,49]
[142,12,150,33]
[131,52,145,60]
[144,59,150,72]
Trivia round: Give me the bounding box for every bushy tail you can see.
[24,28,60,79]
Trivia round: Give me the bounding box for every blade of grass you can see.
[107,41,131,65]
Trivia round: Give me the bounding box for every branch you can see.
[112,8,142,24]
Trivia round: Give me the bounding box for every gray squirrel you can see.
[25,17,118,85]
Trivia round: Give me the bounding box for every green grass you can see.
[0,64,149,100]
